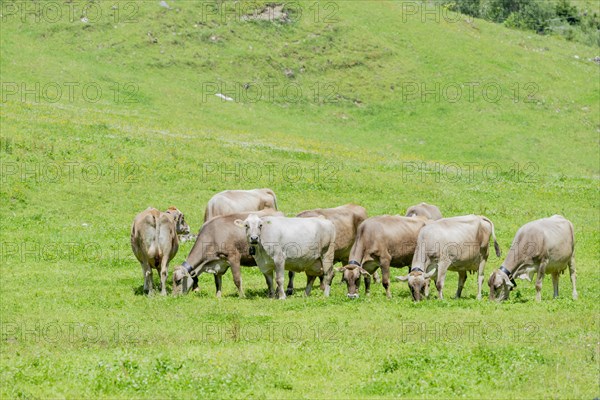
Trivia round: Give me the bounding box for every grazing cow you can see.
[288,203,368,294]
[398,215,501,301]
[336,215,428,299]
[131,207,190,295]
[172,209,283,297]
[405,202,442,220]
[488,215,577,302]
[235,214,336,299]
[203,189,278,222]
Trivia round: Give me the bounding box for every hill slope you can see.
[1,1,599,398]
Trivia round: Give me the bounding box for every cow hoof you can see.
[285,288,294,296]
[216,291,222,298]
[192,287,200,293]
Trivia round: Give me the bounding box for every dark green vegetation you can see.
[1,1,598,398]
[442,0,600,46]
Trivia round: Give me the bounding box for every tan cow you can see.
[488,215,577,302]
[398,215,501,301]
[172,209,283,297]
[405,202,442,220]
[289,203,367,294]
[336,215,429,299]
[203,189,278,222]
[131,207,190,295]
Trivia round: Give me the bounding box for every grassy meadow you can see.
[0,1,599,398]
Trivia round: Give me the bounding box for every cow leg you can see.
[142,261,153,295]
[192,276,199,292]
[263,272,274,298]
[274,260,286,300]
[380,258,392,299]
[159,257,168,296]
[476,257,487,300]
[535,260,548,302]
[364,275,372,296]
[212,274,222,298]
[568,256,578,300]
[319,275,326,291]
[286,271,295,296]
[305,275,317,297]
[455,271,467,299]
[551,272,559,299]
[435,262,449,300]
[230,259,245,298]
[321,241,335,298]
[322,264,335,297]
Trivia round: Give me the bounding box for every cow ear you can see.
[234,219,245,228]
[335,266,346,272]
[425,268,437,278]
[503,274,514,287]
[396,275,409,281]
[359,268,371,276]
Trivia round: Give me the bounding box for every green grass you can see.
[1,1,599,398]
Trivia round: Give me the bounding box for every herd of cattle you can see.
[130,188,578,302]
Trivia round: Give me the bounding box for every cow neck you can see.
[499,265,517,288]
[184,230,208,269]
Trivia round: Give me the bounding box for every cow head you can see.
[166,207,191,235]
[172,264,195,296]
[396,268,436,301]
[488,268,514,301]
[335,264,371,299]
[235,214,264,245]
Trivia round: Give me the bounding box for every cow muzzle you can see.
[347,293,359,299]
[249,236,259,244]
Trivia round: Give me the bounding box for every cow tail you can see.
[482,216,501,257]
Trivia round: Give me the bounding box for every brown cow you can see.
[337,215,429,299]
[488,215,577,302]
[131,207,190,295]
[288,204,367,294]
[405,202,442,220]
[203,189,278,222]
[172,209,283,297]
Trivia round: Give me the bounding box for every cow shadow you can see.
[132,282,173,296]
[133,285,145,296]
[238,287,272,299]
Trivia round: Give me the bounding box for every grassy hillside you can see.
[1,1,599,398]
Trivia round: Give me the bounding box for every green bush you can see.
[440,0,598,47]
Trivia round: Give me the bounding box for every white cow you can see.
[235,214,336,299]
[398,215,500,301]
[488,215,577,302]
[204,189,278,222]
[405,202,442,220]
